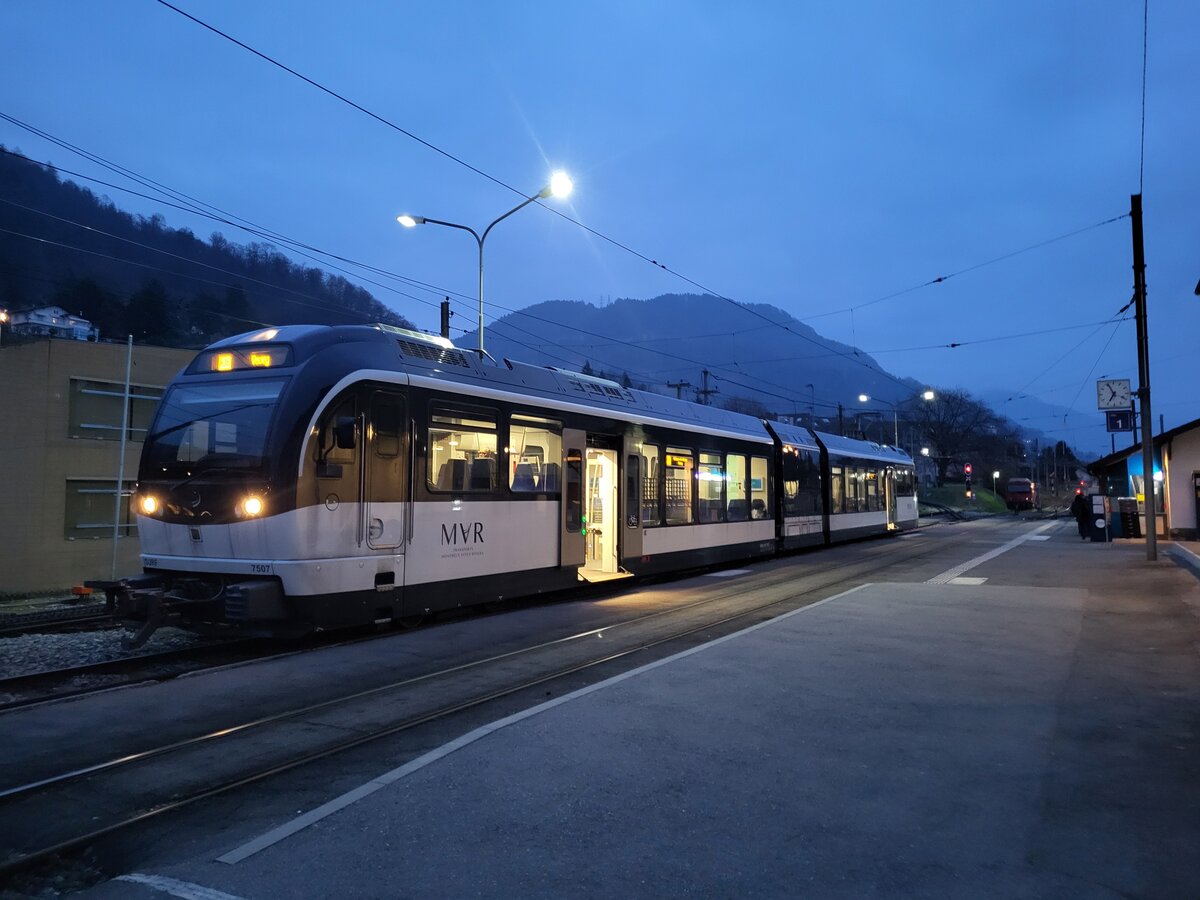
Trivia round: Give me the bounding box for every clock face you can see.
[1097,379,1132,410]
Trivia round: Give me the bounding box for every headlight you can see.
[139,495,159,515]
[240,495,265,518]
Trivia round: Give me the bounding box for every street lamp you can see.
[992,470,1000,496]
[398,171,574,356]
[857,390,936,447]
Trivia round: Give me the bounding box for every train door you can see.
[560,429,586,569]
[621,433,644,564]
[581,447,621,580]
[364,390,407,593]
[884,466,898,531]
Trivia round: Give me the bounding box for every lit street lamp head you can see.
[540,170,573,199]
[858,393,870,403]
[922,389,936,401]
[396,215,425,228]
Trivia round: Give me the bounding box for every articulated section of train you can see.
[91,324,918,646]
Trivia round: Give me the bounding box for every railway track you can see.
[0,520,995,885]
[0,605,113,638]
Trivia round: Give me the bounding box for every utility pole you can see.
[695,370,719,406]
[1131,193,1156,560]
[837,402,844,436]
[439,297,451,339]
[666,380,691,400]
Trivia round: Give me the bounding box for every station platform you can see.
[82,525,1200,898]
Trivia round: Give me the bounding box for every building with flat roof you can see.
[6,305,100,342]
[0,338,193,595]
[1088,415,1200,540]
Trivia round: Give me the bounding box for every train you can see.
[1004,478,1038,511]
[94,324,918,647]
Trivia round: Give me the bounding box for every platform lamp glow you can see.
[397,171,574,356]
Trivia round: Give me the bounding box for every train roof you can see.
[764,420,821,451]
[813,430,914,465]
[206,324,773,443]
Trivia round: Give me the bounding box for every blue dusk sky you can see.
[2,2,1197,451]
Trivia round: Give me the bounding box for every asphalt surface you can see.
[57,520,1200,898]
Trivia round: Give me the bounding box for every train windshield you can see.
[143,378,288,476]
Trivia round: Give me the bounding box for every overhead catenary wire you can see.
[152,0,1132,401]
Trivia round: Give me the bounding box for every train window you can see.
[847,467,864,513]
[750,456,770,519]
[641,444,661,527]
[830,466,846,514]
[726,454,747,521]
[372,395,402,459]
[626,454,640,528]
[783,449,820,517]
[429,406,498,492]
[565,447,583,531]
[318,397,356,465]
[664,447,694,525]
[865,467,880,512]
[508,414,561,493]
[896,467,915,496]
[698,451,724,523]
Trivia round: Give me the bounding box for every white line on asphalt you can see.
[116,873,247,900]
[948,577,988,585]
[218,583,875,865]
[705,569,752,577]
[925,522,1058,584]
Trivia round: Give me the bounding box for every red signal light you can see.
[964,463,973,475]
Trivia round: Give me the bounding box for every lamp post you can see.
[857,390,936,447]
[992,470,1000,497]
[398,171,573,356]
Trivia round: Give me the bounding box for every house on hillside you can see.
[6,306,100,341]
[1088,415,1200,540]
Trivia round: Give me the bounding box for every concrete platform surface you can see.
[81,529,1200,899]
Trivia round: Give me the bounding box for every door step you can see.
[577,569,635,584]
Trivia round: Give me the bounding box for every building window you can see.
[64,479,136,539]
[68,379,163,442]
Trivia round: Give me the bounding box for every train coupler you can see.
[87,575,179,649]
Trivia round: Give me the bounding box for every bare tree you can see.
[904,389,1000,486]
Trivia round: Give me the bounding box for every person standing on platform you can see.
[1070,491,1089,540]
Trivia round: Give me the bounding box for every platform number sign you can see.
[1106,409,1134,433]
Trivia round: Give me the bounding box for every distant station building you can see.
[0,338,193,595]
[5,305,101,342]
[1088,415,1200,540]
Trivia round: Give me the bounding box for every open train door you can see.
[560,429,586,570]
[884,465,898,531]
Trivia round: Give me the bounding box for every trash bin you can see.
[1117,497,1141,538]
[1088,494,1112,542]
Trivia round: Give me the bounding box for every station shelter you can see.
[1088,415,1200,540]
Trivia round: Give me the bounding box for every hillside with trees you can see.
[0,147,412,346]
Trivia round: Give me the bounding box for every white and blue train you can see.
[102,324,917,645]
